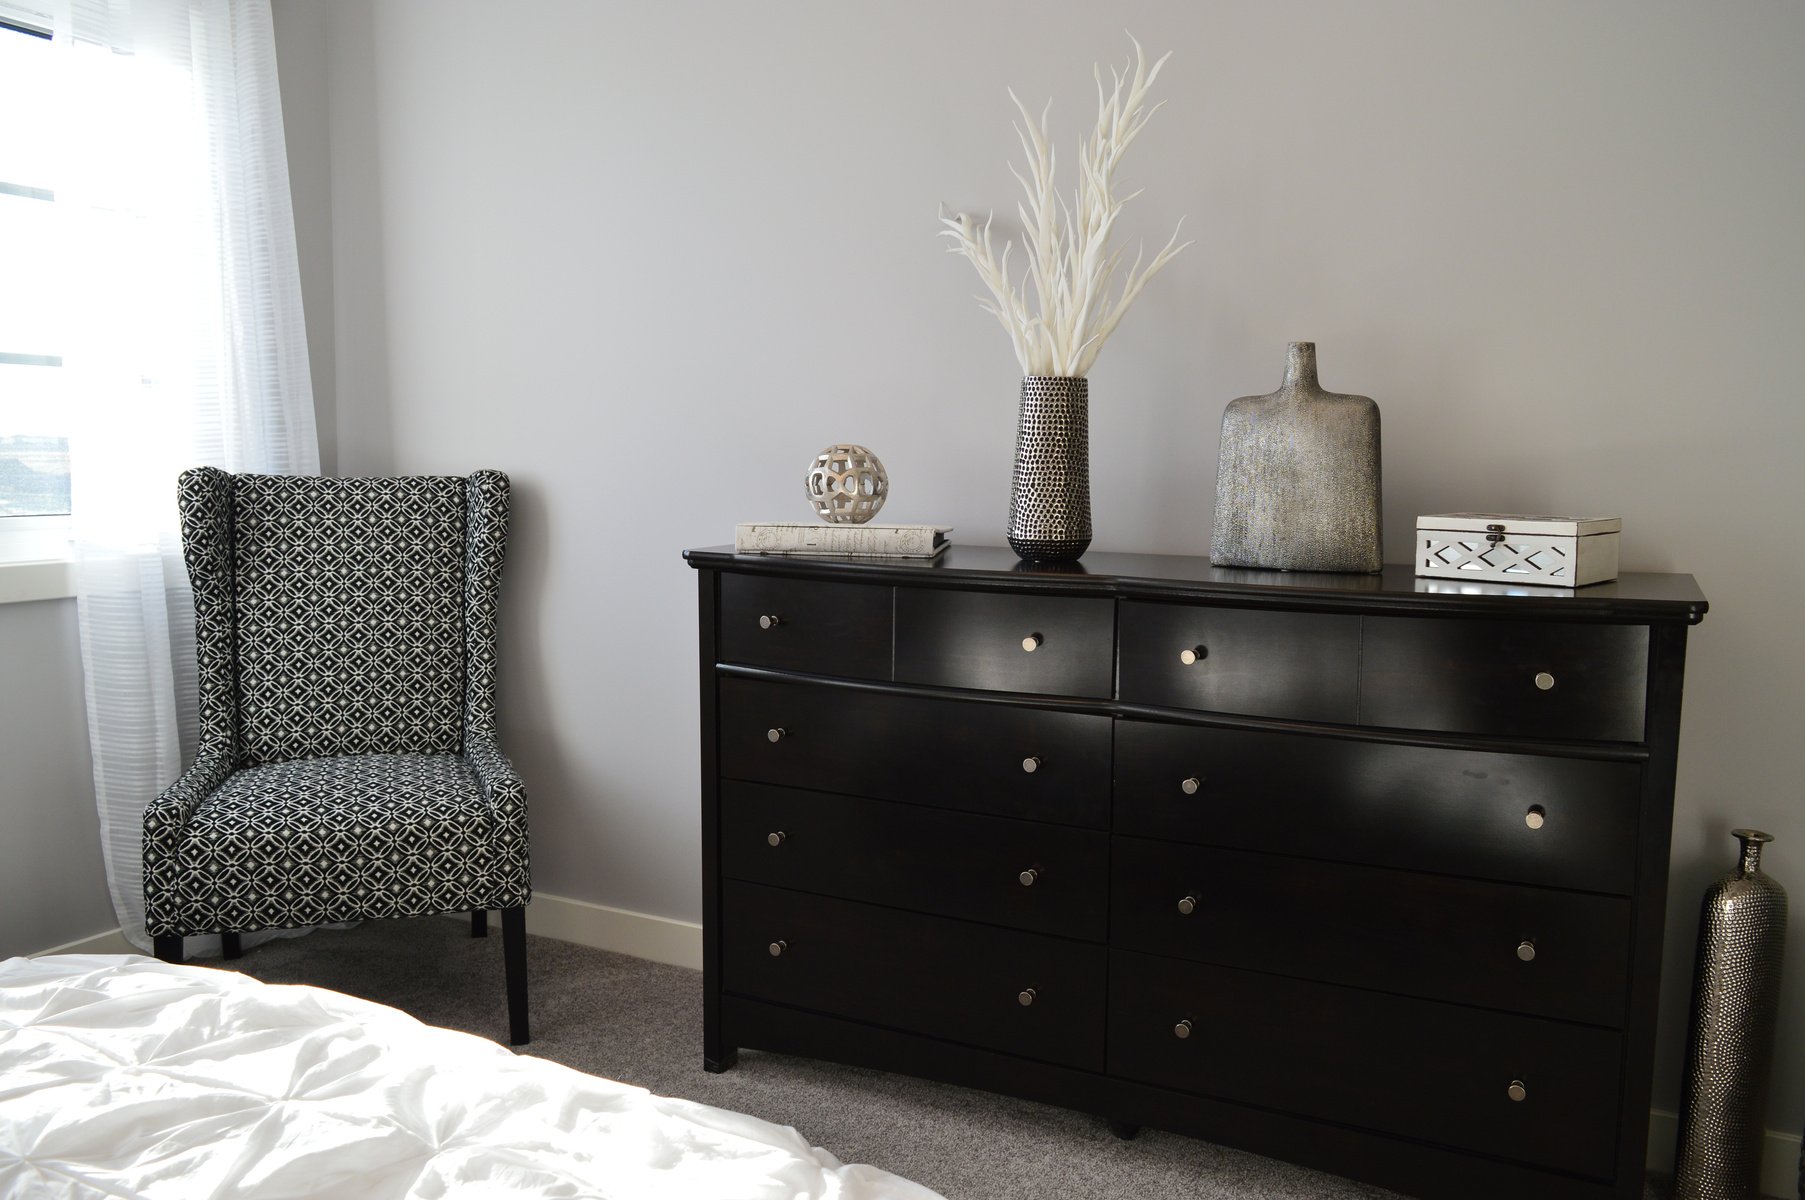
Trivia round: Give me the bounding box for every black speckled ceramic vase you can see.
[1007,376,1091,563]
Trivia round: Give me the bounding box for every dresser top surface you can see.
[684,544,1707,624]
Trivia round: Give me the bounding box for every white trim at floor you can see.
[27,928,137,957]
[28,909,1800,1195]
[511,891,703,971]
[1646,1109,1799,1199]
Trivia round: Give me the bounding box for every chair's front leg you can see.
[502,906,528,1046]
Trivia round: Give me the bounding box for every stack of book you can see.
[734,522,952,559]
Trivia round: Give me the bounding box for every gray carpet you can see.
[220,917,1666,1200]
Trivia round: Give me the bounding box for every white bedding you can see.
[0,955,943,1200]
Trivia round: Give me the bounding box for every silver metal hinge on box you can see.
[1416,513,1621,587]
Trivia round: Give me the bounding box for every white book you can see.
[735,522,952,558]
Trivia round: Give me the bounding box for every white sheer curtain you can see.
[14,0,319,951]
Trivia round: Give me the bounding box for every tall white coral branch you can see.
[939,35,1191,378]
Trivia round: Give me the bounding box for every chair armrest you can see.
[465,732,532,906]
[145,751,235,837]
[142,750,235,937]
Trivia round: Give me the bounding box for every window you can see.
[0,21,72,520]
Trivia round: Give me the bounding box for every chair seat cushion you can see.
[166,754,506,935]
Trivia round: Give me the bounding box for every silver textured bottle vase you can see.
[1675,829,1789,1200]
[1007,375,1091,563]
[1211,342,1381,573]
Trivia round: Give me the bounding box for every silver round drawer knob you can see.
[1534,671,1556,691]
[1507,1079,1527,1103]
[1181,776,1203,795]
[768,940,787,957]
[1018,987,1037,1007]
[1179,646,1206,666]
[1177,895,1198,916]
[1525,805,1546,830]
[1517,939,1537,963]
[1174,1019,1193,1040]
[767,831,787,847]
[766,727,787,743]
[1022,633,1043,652]
[758,614,782,630]
[1019,868,1039,887]
[1022,756,1041,774]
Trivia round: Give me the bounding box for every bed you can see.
[0,955,944,1199]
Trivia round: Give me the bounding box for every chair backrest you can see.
[179,470,502,766]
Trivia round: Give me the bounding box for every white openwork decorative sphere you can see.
[805,444,888,524]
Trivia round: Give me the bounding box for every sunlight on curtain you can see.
[7,0,319,950]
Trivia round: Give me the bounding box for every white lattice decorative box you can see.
[1416,513,1621,587]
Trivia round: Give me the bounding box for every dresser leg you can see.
[704,1048,738,1074]
[1108,1119,1141,1141]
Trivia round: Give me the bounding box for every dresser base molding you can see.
[721,996,1629,1200]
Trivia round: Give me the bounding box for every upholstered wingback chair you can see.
[143,469,532,1044]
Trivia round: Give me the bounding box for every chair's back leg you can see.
[501,906,529,1045]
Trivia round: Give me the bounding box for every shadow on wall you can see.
[494,475,586,884]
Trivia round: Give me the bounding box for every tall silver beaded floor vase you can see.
[1675,829,1789,1200]
[1008,376,1091,562]
[1212,342,1381,573]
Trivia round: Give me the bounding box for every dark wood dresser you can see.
[683,545,1707,1200]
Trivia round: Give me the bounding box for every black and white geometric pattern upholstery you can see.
[142,469,531,940]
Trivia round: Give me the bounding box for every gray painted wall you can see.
[273,0,1802,1143]
[0,599,111,957]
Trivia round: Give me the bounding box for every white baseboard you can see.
[25,919,1798,1195]
[514,891,703,970]
[28,927,138,957]
[27,897,703,971]
[1648,1109,1799,1198]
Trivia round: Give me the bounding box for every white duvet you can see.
[0,955,943,1200]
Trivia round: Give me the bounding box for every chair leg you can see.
[471,909,488,938]
[501,905,529,1046]
[221,931,242,959]
[153,934,184,964]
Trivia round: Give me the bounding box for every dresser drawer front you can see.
[721,676,1112,827]
[1109,951,1623,1179]
[1112,839,1631,1025]
[719,574,892,680]
[722,782,1109,940]
[724,881,1106,1069]
[1114,722,1641,895]
[895,588,1114,698]
[1361,617,1649,742]
[1118,601,1359,723]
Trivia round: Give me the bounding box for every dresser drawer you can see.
[1118,601,1359,723]
[1114,722,1642,895]
[1109,950,1623,1179]
[724,880,1106,1070]
[1361,617,1649,742]
[895,587,1114,698]
[722,781,1108,940]
[719,573,892,680]
[721,676,1112,828]
[1112,839,1631,1026]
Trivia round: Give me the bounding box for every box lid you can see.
[1418,512,1622,537]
